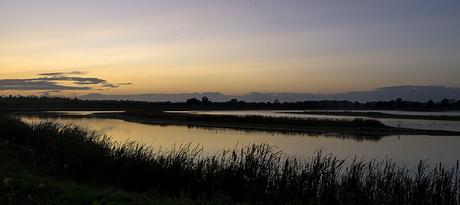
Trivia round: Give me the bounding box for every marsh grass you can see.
[125,111,387,128]
[0,115,459,204]
[114,111,460,136]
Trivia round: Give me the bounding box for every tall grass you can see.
[0,115,459,204]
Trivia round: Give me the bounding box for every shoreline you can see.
[284,111,460,121]
[2,115,458,204]
[11,111,460,137]
[92,112,460,137]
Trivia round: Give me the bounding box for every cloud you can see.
[39,90,61,96]
[101,83,118,88]
[0,79,92,90]
[36,76,107,85]
[0,71,131,91]
[100,82,133,89]
[38,71,87,76]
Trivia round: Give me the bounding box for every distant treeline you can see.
[1,95,460,111]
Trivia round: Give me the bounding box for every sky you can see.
[1,0,459,97]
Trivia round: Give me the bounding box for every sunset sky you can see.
[1,0,459,96]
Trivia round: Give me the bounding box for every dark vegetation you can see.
[1,115,459,204]
[98,111,460,137]
[14,110,460,137]
[1,96,460,111]
[118,110,387,128]
[15,113,390,141]
[285,111,460,121]
[0,151,204,205]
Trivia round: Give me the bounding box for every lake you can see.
[168,110,460,131]
[18,110,460,168]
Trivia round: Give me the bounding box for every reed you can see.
[0,115,458,204]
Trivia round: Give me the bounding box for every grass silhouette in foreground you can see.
[1,115,459,204]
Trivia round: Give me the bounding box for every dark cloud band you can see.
[0,71,131,91]
[36,76,107,85]
[0,79,92,90]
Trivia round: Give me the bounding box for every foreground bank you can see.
[0,115,459,204]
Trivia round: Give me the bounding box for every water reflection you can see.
[17,113,386,141]
[288,110,460,116]
[17,114,460,168]
[178,110,460,132]
[44,110,125,115]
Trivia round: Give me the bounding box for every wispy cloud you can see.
[101,83,118,88]
[39,90,62,96]
[36,76,107,85]
[38,71,87,76]
[0,71,131,91]
[0,79,92,90]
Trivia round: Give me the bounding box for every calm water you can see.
[44,111,125,115]
[334,110,460,116]
[170,110,460,132]
[18,111,460,168]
